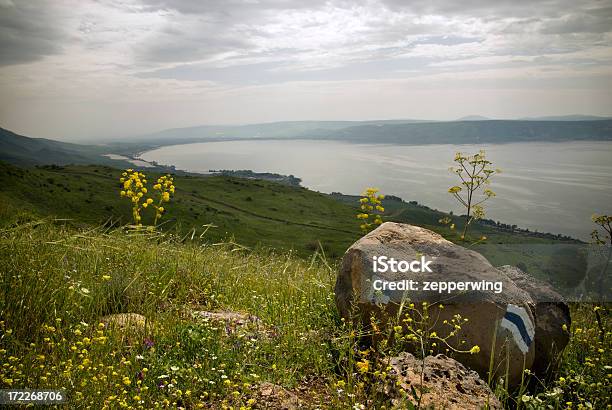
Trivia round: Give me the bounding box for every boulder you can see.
[498,265,570,379]
[386,352,502,409]
[335,222,536,386]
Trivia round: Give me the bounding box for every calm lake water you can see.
[142,140,612,240]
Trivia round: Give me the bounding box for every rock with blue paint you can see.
[335,222,539,387]
[498,265,570,379]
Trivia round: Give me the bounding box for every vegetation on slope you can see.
[0,213,609,409]
[0,162,578,263]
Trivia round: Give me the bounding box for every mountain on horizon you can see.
[456,115,492,121]
[133,115,612,144]
[2,116,611,168]
[519,114,612,121]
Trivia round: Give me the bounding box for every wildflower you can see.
[469,345,481,354]
[102,275,111,281]
[356,360,369,373]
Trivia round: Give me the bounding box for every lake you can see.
[141,140,612,240]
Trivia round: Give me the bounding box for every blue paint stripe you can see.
[504,311,533,347]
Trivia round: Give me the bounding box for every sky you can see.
[0,0,611,141]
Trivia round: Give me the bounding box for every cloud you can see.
[539,7,612,34]
[0,1,68,66]
[0,0,611,138]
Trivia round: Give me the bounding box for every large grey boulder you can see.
[335,222,537,386]
[498,265,570,379]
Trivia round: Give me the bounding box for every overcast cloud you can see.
[0,0,611,140]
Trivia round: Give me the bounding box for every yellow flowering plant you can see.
[357,187,385,233]
[119,169,175,227]
[152,174,175,226]
[447,150,500,240]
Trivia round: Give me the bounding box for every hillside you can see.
[118,119,612,151]
[0,162,361,258]
[0,162,607,409]
[0,127,135,168]
[0,195,608,409]
[2,120,611,171]
[300,119,612,145]
[0,162,582,284]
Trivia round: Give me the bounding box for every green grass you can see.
[0,218,340,408]
[0,162,364,258]
[0,162,578,264]
[0,216,608,409]
[0,161,609,408]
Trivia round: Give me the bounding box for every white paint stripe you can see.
[506,304,535,340]
[501,317,530,354]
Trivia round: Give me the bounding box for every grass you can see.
[0,217,609,409]
[0,162,608,408]
[0,162,364,258]
[0,218,339,408]
[0,162,580,270]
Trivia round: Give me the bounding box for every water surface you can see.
[142,140,612,240]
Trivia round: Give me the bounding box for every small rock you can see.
[387,352,502,410]
[193,310,262,326]
[101,313,147,332]
[192,310,275,338]
[256,382,301,409]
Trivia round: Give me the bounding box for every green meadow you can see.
[0,161,609,409]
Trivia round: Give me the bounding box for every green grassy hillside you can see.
[0,215,608,409]
[0,162,363,258]
[0,161,608,408]
[0,127,132,167]
[0,162,578,263]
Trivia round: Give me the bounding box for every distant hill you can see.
[118,118,612,150]
[0,127,177,170]
[123,119,434,145]
[3,117,612,168]
[456,115,492,121]
[519,115,612,121]
[296,119,612,144]
[0,127,132,167]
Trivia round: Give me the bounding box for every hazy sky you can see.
[1,0,612,140]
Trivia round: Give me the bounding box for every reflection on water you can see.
[142,140,612,240]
